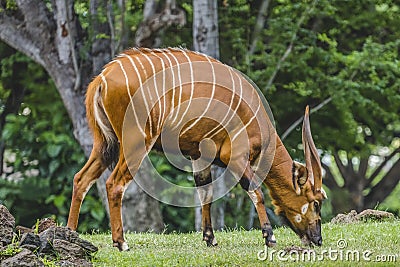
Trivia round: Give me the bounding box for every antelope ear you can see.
[292,161,308,195]
[320,187,328,199]
[302,106,323,193]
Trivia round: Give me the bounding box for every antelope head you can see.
[274,106,327,246]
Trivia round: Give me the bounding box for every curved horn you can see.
[302,106,322,192]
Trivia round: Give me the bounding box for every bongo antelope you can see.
[67,48,326,251]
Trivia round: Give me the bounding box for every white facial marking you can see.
[301,203,309,215]
[211,237,218,246]
[295,214,302,223]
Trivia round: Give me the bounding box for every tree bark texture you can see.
[192,0,225,231]
[135,0,186,47]
[193,0,219,59]
[0,0,164,232]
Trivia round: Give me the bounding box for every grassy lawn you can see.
[83,221,399,267]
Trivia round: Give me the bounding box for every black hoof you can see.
[203,233,218,247]
[266,239,277,247]
[262,224,277,247]
[205,239,218,247]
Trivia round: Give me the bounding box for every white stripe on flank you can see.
[204,66,236,139]
[180,56,216,136]
[117,56,146,137]
[100,71,108,98]
[211,68,243,140]
[93,88,114,144]
[149,51,167,130]
[231,97,261,141]
[159,50,176,122]
[167,50,184,126]
[172,50,194,132]
[129,54,154,135]
[140,51,162,134]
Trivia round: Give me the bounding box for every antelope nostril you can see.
[316,237,322,246]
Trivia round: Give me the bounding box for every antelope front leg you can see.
[247,187,276,247]
[106,159,132,251]
[234,161,276,247]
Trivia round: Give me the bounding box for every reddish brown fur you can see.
[67,48,325,250]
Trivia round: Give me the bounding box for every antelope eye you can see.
[313,201,320,212]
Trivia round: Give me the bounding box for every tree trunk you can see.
[323,150,400,214]
[192,0,224,231]
[135,0,186,48]
[0,0,164,232]
[193,0,219,59]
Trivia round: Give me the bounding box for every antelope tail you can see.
[86,75,119,168]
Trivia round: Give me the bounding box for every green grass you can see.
[83,221,399,267]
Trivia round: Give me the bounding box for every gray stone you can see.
[38,226,79,253]
[52,239,86,260]
[0,248,44,267]
[73,238,98,254]
[331,209,395,224]
[36,218,56,234]
[20,232,41,248]
[38,226,97,255]
[357,209,394,221]
[20,244,39,252]
[0,205,15,246]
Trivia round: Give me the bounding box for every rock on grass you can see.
[0,205,98,267]
[1,248,44,267]
[0,205,15,246]
[331,209,394,224]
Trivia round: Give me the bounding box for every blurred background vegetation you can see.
[1,0,399,233]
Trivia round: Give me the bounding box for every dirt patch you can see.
[331,209,394,224]
[0,204,97,267]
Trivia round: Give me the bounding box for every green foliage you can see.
[0,46,106,232]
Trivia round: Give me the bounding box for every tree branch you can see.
[135,0,186,47]
[263,0,317,93]
[333,152,349,186]
[347,153,355,176]
[90,0,112,75]
[281,97,332,140]
[15,0,54,38]
[366,148,400,188]
[364,158,400,208]
[0,13,45,66]
[115,0,128,53]
[248,0,270,57]
[321,162,340,191]
[358,156,369,178]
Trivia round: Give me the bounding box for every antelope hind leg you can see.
[105,156,134,252]
[68,148,106,230]
[193,161,217,247]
